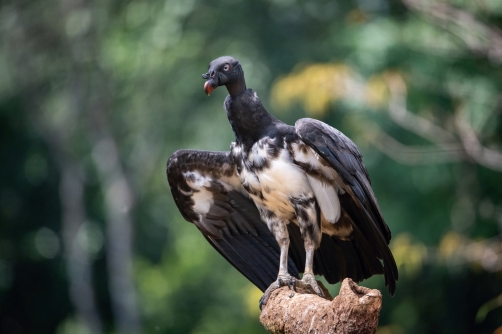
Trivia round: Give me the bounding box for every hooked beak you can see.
[202,71,218,96]
[203,78,217,96]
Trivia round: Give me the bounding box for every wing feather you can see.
[167,149,299,292]
[295,118,398,295]
[306,174,340,223]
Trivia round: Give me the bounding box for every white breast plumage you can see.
[235,138,315,220]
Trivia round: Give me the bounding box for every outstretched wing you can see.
[166,149,299,291]
[294,118,398,296]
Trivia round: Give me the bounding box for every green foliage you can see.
[1,0,502,333]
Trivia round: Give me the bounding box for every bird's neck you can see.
[225,69,247,98]
[225,90,280,150]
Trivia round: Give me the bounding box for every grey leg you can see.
[259,215,296,310]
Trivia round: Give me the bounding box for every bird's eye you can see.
[223,64,231,71]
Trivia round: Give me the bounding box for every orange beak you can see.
[204,78,217,96]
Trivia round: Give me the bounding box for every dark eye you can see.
[223,64,231,71]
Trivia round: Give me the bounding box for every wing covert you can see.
[295,118,391,241]
[166,149,299,291]
[295,118,398,295]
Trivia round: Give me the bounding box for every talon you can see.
[259,291,270,311]
[260,274,296,310]
[300,274,323,297]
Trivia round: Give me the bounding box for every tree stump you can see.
[260,278,382,334]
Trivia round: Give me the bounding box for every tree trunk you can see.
[260,278,382,334]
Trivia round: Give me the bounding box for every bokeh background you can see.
[1,0,502,333]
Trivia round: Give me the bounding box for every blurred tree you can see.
[0,0,501,333]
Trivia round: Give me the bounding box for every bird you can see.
[166,56,398,309]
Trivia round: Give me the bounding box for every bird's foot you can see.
[259,273,296,310]
[296,273,324,298]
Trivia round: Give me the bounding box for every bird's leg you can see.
[259,216,295,310]
[292,196,324,297]
[277,235,290,279]
[298,243,324,297]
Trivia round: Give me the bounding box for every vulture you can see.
[167,56,398,308]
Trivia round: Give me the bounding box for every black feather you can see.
[296,118,398,295]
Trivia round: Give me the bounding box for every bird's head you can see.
[202,56,245,96]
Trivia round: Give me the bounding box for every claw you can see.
[259,274,296,310]
[299,273,323,297]
[259,274,325,310]
[288,277,296,290]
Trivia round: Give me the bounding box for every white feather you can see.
[292,142,346,195]
[183,170,223,214]
[191,187,213,214]
[307,175,340,223]
[259,149,309,195]
[249,141,268,166]
[179,188,193,196]
[183,171,206,190]
[256,148,313,217]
